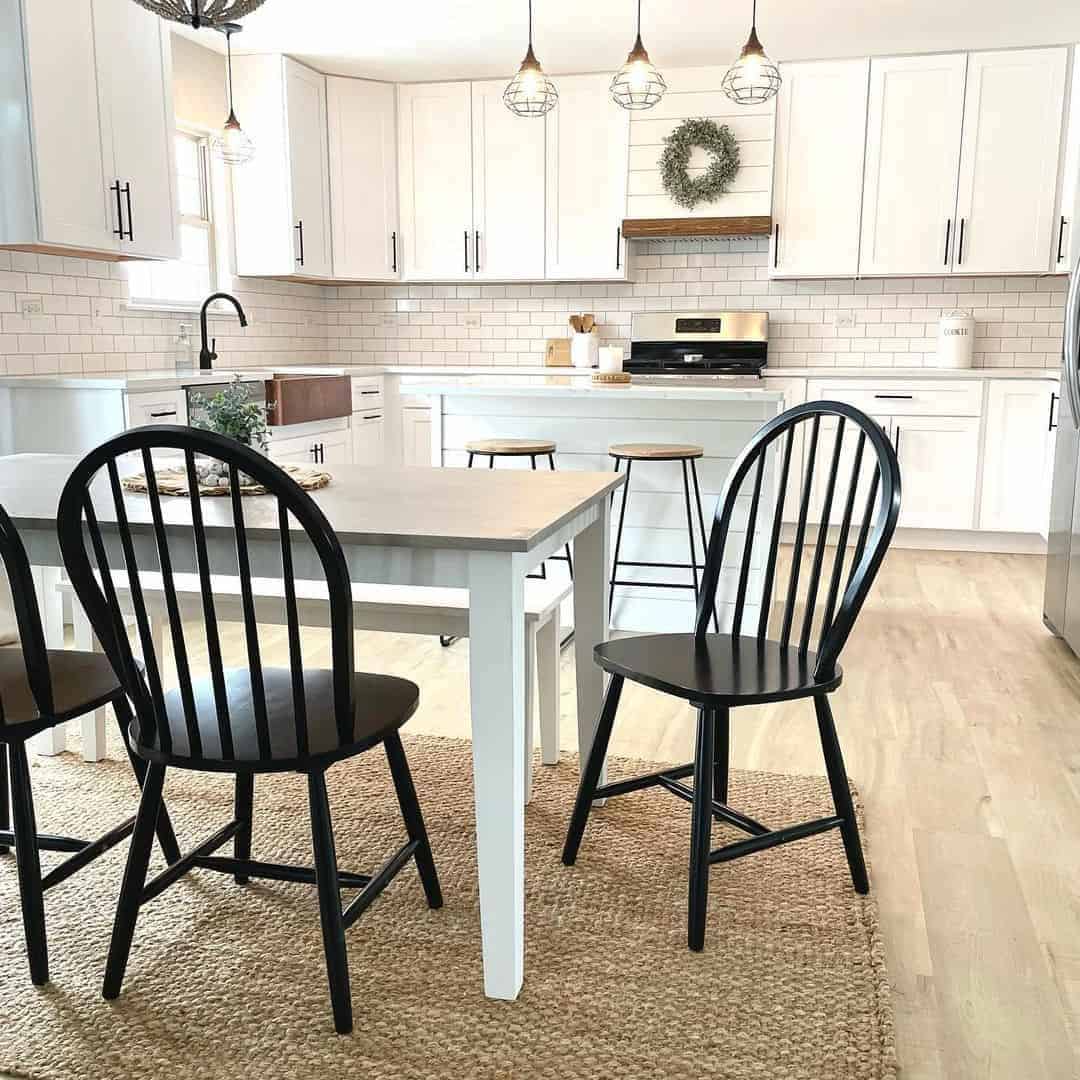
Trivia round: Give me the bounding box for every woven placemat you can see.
[0,735,896,1080]
[121,464,331,497]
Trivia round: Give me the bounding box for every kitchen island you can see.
[410,375,785,633]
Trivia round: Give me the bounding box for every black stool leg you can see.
[549,454,574,578]
[384,733,443,910]
[114,697,181,865]
[104,762,166,1000]
[562,674,624,866]
[814,695,869,894]
[10,742,47,984]
[681,459,701,606]
[467,452,475,468]
[308,769,352,1035]
[0,741,9,855]
[690,458,719,632]
[712,708,730,805]
[688,708,715,952]
[608,458,632,620]
[234,773,254,884]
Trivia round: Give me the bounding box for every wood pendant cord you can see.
[56,426,443,1034]
[563,401,901,950]
[0,503,181,986]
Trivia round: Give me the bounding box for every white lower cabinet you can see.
[351,411,385,465]
[124,389,185,428]
[268,423,350,466]
[979,379,1058,534]
[891,415,980,530]
[402,407,433,466]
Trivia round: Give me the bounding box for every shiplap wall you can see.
[626,66,774,221]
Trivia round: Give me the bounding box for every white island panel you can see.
[412,378,785,633]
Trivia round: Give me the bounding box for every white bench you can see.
[59,574,567,802]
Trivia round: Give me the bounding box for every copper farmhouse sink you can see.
[264,374,351,427]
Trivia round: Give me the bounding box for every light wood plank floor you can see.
[11,549,1080,1078]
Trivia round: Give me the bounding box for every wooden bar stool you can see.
[607,443,716,629]
[465,439,574,581]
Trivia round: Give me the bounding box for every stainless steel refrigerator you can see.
[1044,210,1080,648]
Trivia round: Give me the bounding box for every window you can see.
[126,131,217,309]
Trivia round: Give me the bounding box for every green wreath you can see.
[659,118,740,211]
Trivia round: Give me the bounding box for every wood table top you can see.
[0,454,624,554]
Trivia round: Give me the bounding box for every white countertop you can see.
[408,374,786,401]
[0,363,1059,392]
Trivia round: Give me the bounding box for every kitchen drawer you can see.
[125,390,186,428]
[806,378,983,418]
[351,375,385,411]
[269,426,351,466]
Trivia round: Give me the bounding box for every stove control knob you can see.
[684,353,703,363]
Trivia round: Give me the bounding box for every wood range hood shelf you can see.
[621,216,773,241]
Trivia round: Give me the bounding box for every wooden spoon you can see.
[581,314,596,333]
[569,315,582,333]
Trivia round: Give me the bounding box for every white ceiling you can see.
[176,0,1080,82]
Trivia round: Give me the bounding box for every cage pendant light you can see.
[210,24,255,166]
[504,0,558,117]
[721,0,782,105]
[610,0,667,111]
[130,0,267,29]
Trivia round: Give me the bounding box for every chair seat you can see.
[0,646,121,737]
[609,443,703,461]
[132,668,420,772]
[594,634,842,705]
[465,438,556,456]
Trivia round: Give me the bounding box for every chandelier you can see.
[129,0,267,30]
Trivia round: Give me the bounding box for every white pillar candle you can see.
[599,346,624,373]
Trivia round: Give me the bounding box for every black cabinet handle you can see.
[943,219,951,266]
[295,221,305,266]
[148,410,177,418]
[475,230,480,273]
[391,230,397,273]
[957,218,965,265]
[773,223,780,269]
[1058,217,1068,263]
[111,181,124,239]
[1050,391,1059,431]
[615,226,621,270]
[359,389,379,395]
[122,182,134,241]
[873,393,914,400]
[464,230,470,272]
[311,443,325,464]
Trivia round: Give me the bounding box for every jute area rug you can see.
[0,735,896,1080]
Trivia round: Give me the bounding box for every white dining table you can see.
[0,453,623,1002]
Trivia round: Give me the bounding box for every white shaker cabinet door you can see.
[545,74,630,280]
[19,0,117,253]
[327,77,399,281]
[471,80,545,280]
[92,0,178,260]
[892,415,980,530]
[859,54,967,276]
[979,379,1058,534]
[352,412,386,466]
[285,59,332,279]
[398,82,474,281]
[954,48,1068,275]
[771,59,869,278]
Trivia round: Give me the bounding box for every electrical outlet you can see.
[462,314,481,329]
[20,299,44,317]
[92,298,110,321]
[832,311,857,330]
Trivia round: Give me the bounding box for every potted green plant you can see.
[189,375,269,488]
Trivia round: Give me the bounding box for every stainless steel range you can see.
[626,311,768,378]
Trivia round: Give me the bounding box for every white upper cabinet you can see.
[1054,52,1080,271]
[0,0,177,260]
[545,74,630,280]
[471,80,545,280]
[397,82,474,280]
[327,77,399,281]
[232,56,332,279]
[92,0,178,261]
[954,48,1067,275]
[771,59,869,278]
[860,54,968,276]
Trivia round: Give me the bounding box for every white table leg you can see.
[524,621,536,805]
[572,503,611,783]
[73,601,107,762]
[536,609,560,766]
[468,549,526,1001]
[29,566,66,757]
